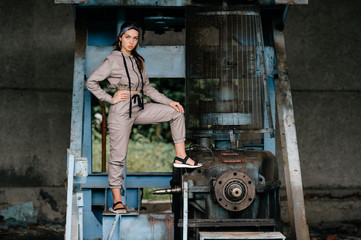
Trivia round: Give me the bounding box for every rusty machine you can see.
[60,0,310,239]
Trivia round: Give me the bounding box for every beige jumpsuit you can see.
[86,51,185,188]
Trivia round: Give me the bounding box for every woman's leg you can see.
[174,141,201,166]
[134,103,201,166]
[108,113,134,211]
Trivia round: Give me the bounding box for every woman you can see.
[86,22,202,213]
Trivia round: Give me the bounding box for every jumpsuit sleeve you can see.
[86,58,114,104]
[142,63,173,105]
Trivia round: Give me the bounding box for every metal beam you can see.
[82,173,172,188]
[55,0,307,5]
[55,0,190,6]
[69,18,87,155]
[273,25,310,239]
[85,46,185,78]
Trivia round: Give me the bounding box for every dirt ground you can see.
[1,221,360,240]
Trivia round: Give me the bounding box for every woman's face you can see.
[119,29,139,52]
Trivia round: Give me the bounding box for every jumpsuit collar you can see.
[112,50,134,58]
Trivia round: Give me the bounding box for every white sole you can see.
[109,207,127,214]
[173,163,202,168]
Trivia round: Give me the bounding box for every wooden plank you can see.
[199,231,285,240]
[273,25,310,240]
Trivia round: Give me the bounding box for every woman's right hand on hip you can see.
[113,90,130,104]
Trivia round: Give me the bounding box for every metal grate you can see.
[185,6,267,132]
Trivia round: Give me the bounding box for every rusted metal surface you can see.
[273,22,310,240]
[214,171,255,212]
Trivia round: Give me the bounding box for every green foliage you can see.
[92,131,174,173]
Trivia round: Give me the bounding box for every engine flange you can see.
[214,171,255,212]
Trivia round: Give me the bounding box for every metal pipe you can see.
[183,180,188,240]
[65,151,75,240]
[99,100,107,172]
[153,187,182,195]
[107,214,120,240]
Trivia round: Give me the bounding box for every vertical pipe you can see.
[83,89,92,174]
[108,214,120,240]
[183,180,188,240]
[76,192,84,240]
[65,152,75,240]
[99,100,107,172]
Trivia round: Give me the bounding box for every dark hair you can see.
[114,22,144,72]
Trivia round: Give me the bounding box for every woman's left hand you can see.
[170,101,184,113]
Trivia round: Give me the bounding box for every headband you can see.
[119,26,140,37]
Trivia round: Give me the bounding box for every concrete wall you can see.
[0,0,74,222]
[0,0,360,224]
[280,0,361,223]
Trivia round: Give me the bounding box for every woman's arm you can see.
[86,58,114,104]
[142,63,173,106]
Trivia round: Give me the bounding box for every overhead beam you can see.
[55,0,307,5]
[85,46,185,78]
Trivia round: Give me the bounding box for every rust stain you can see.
[148,215,156,231]
[220,152,242,156]
[222,159,245,163]
[166,219,174,240]
[327,235,338,240]
[147,216,174,240]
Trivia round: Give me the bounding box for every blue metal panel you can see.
[88,21,117,46]
[126,173,172,188]
[83,89,93,174]
[69,23,86,156]
[83,173,172,188]
[200,113,252,126]
[264,77,276,154]
[103,214,174,240]
[264,46,276,154]
[126,188,140,209]
[85,46,185,78]
[83,189,103,240]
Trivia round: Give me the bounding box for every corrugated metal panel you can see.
[185,6,266,131]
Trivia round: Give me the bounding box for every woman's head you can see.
[115,23,139,51]
[114,22,144,71]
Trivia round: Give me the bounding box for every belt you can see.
[116,90,140,95]
[131,94,144,108]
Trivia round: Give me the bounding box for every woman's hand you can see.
[113,90,130,104]
[170,101,184,113]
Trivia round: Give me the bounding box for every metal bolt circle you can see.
[214,171,255,212]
